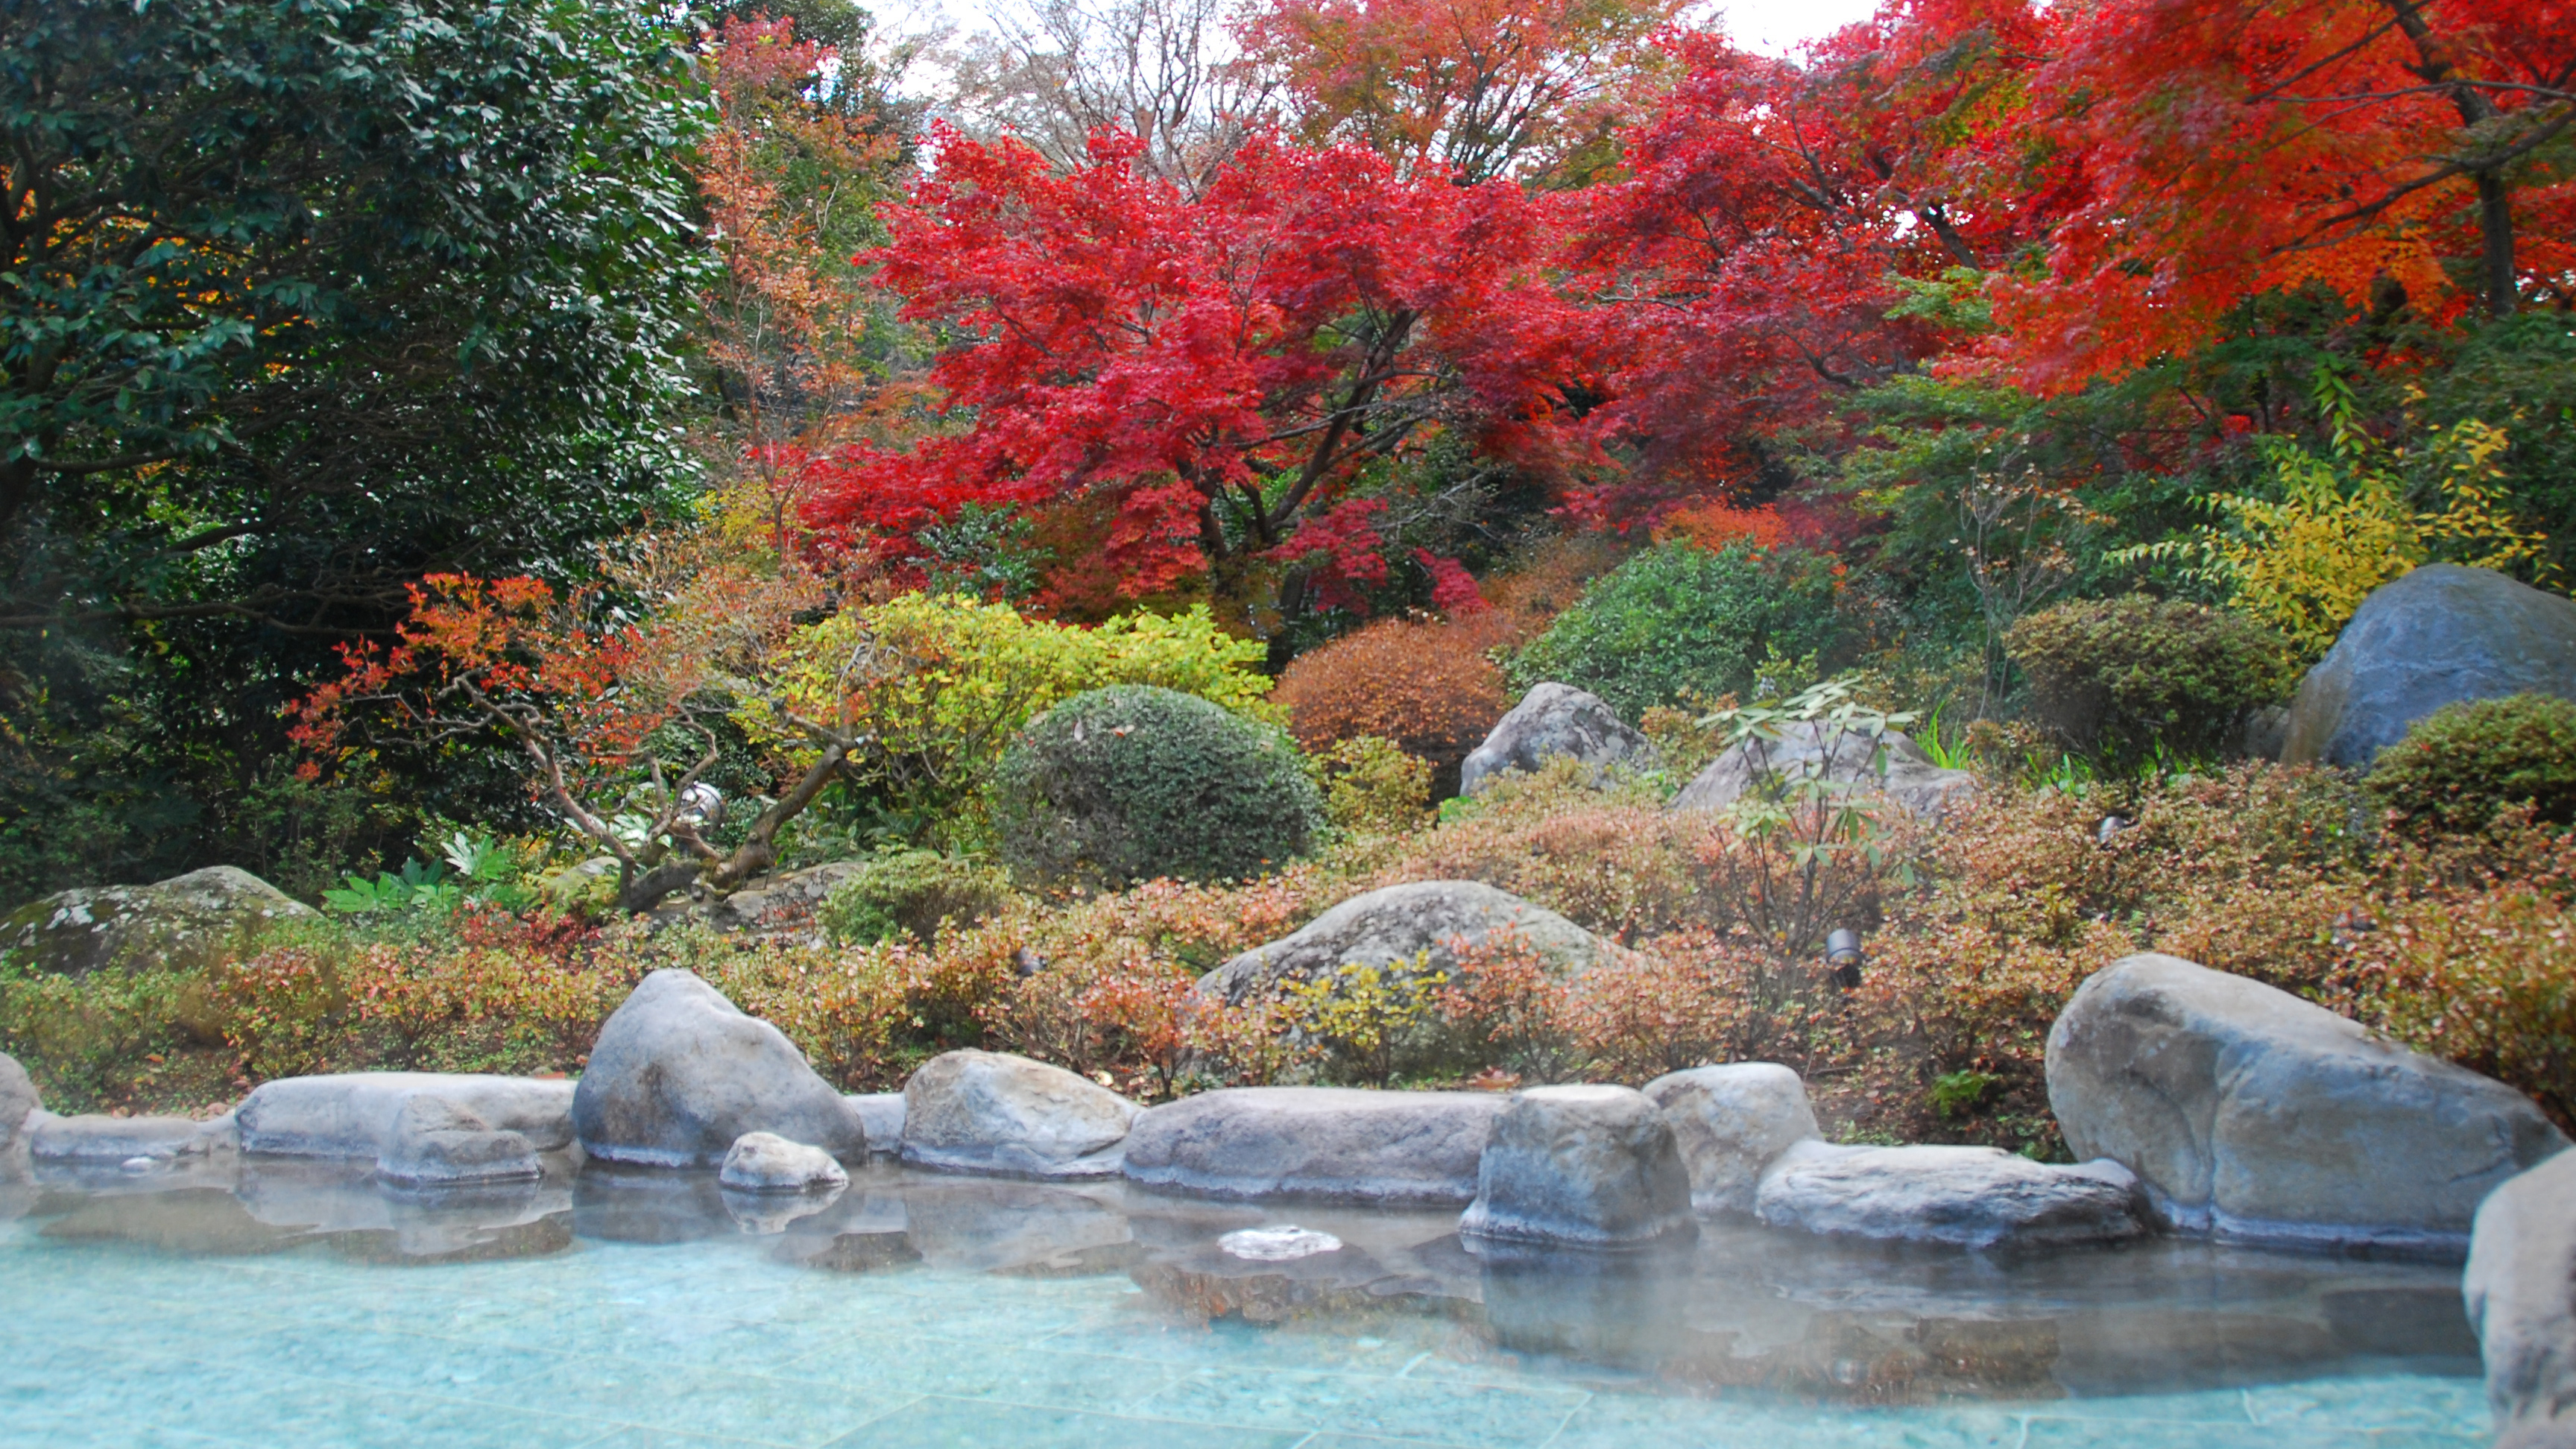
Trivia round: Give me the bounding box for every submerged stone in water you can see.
[1220,1225,1343,1261]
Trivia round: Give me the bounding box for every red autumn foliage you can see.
[800,125,1591,604]
[1995,0,2576,388]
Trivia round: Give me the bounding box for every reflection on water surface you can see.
[0,1155,2487,1448]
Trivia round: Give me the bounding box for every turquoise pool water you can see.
[0,1159,2489,1448]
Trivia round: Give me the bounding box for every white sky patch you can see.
[1716,0,1884,54]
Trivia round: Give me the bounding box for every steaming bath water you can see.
[0,1158,2487,1448]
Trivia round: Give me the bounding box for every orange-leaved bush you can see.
[1273,616,1512,794]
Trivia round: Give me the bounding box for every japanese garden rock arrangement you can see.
[1670,720,1975,819]
[0,865,318,977]
[2465,1149,2576,1449]
[719,1131,849,1193]
[899,1048,1137,1179]
[2047,953,2569,1251]
[1643,1063,1822,1217]
[572,968,868,1167]
[373,1096,540,1188]
[239,1072,575,1158]
[1122,1087,1505,1205]
[2282,564,2576,768]
[1459,682,1658,795]
[1459,1085,1696,1250]
[1753,1141,2147,1249]
[1199,880,1616,1008]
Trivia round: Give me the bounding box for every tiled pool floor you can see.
[0,1162,2491,1449]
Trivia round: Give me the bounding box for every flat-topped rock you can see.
[239,1073,574,1158]
[1123,1087,1505,1206]
[2048,953,2568,1251]
[1459,683,1658,795]
[28,1111,236,1164]
[1460,1085,1695,1250]
[900,1049,1137,1180]
[2467,1150,2576,1447]
[719,1131,849,1193]
[1200,881,1613,1007]
[1672,721,1974,819]
[374,1097,540,1187]
[1,865,318,977]
[572,970,867,1168]
[1642,1063,1820,1217]
[1755,1140,2147,1248]
[846,1093,905,1155]
[2284,564,2576,768]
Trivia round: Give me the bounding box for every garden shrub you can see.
[991,686,1325,889]
[1304,736,1433,837]
[764,594,1274,839]
[1272,616,1511,795]
[818,851,1014,946]
[2364,693,2576,835]
[1506,541,1843,719]
[2004,595,2294,768]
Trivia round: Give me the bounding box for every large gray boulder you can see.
[900,1049,1137,1179]
[2047,953,2568,1251]
[239,1073,575,1158]
[1641,1063,1820,1217]
[1459,683,1658,795]
[572,970,868,1168]
[1754,1140,2147,1248]
[719,1131,850,1193]
[1199,880,1614,1007]
[1672,721,1975,819]
[1459,1085,1696,1250]
[2467,1150,2576,1447]
[374,1096,540,1187]
[0,1052,36,1150]
[2283,564,2576,768]
[1,865,319,977]
[1123,1087,1504,1205]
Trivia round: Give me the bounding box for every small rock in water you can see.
[1219,1226,1343,1262]
[119,1156,154,1174]
[719,1131,849,1193]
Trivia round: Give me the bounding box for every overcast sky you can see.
[1716,0,1882,53]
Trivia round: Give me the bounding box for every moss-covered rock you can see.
[1,866,318,977]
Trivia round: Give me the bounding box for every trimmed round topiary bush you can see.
[2006,596,2294,768]
[991,686,1325,888]
[818,851,1015,946]
[1505,541,1843,720]
[2365,693,2576,835]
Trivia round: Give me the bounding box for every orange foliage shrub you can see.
[1653,500,1793,553]
[1272,616,1512,790]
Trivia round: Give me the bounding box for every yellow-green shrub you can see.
[759,594,1274,835]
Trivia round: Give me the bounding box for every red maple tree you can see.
[802,125,1590,610]
[1992,0,2575,388]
